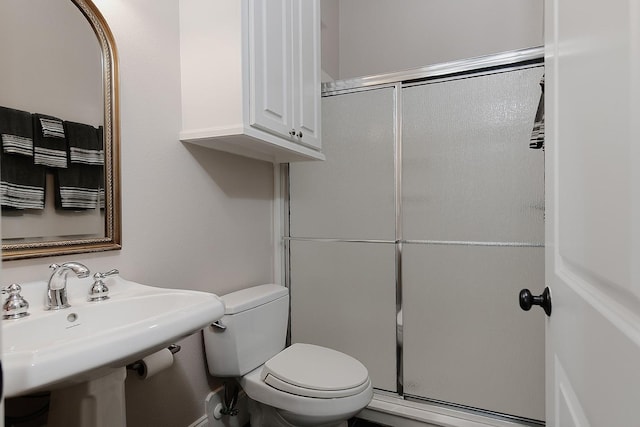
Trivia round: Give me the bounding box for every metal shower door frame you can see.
[282,46,545,426]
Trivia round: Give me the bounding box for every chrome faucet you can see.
[46,262,91,310]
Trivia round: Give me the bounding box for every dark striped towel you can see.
[33,113,68,168]
[64,121,104,166]
[0,106,34,157]
[530,75,545,150]
[1,152,46,210]
[55,164,104,210]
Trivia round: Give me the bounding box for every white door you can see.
[0,218,3,421]
[544,0,640,425]
[248,0,292,139]
[291,0,321,150]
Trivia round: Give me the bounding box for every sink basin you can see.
[2,276,224,397]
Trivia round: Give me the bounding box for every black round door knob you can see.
[519,287,552,316]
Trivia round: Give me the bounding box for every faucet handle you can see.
[88,269,119,302]
[2,284,30,319]
[93,269,119,280]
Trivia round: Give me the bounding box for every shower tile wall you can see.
[288,66,545,421]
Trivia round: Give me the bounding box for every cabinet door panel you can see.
[292,0,321,149]
[249,0,292,138]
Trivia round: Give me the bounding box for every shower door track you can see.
[284,46,545,427]
[321,46,544,96]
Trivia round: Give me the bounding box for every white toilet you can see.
[203,284,373,427]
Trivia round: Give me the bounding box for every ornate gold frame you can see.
[3,0,121,260]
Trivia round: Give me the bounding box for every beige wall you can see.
[1,1,275,426]
[323,0,543,80]
[321,0,340,80]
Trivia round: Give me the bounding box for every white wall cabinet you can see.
[179,0,323,163]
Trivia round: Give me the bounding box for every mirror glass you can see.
[0,0,121,260]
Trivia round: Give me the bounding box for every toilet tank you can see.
[203,284,289,377]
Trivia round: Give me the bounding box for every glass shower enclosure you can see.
[286,51,545,424]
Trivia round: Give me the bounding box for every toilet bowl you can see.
[242,344,372,426]
[203,284,373,427]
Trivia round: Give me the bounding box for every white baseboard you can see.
[190,392,537,427]
[358,393,536,427]
[188,385,248,427]
[187,414,208,427]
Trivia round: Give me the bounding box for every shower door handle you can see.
[519,287,551,316]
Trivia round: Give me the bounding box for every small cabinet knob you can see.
[297,131,303,138]
[519,287,552,316]
[289,129,296,137]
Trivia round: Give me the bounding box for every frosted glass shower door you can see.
[401,67,546,421]
[289,87,397,392]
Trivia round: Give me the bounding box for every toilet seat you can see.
[262,343,370,398]
[240,364,373,420]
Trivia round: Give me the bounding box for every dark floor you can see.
[348,418,391,427]
[6,393,389,427]
[245,419,387,427]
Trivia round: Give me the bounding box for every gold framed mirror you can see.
[0,0,121,260]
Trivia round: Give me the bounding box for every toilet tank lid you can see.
[221,284,288,314]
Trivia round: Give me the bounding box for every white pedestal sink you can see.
[47,368,127,427]
[2,275,225,426]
